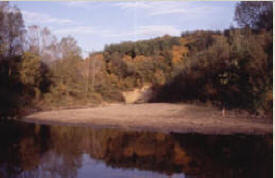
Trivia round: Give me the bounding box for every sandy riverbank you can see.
[23,103,272,135]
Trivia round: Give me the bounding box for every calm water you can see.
[0,120,272,178]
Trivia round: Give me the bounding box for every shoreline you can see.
[23,103,272,135]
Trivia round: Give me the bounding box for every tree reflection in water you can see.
[0,120,272,178]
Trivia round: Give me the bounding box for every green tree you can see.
[19,52,41,87]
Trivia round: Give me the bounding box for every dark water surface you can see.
[0,120,272,178]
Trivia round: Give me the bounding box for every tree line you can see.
[0,1,272,117]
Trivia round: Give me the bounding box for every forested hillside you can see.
[0,2,272,117]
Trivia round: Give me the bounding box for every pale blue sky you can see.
[12,1,238,57]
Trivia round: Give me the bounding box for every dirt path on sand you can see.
[23,103,272,135]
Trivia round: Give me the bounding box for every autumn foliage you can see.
[0,2,272,117]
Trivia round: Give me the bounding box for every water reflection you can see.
[0,120,272,178]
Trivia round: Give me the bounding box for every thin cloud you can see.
[105,25,181,38]
[65,2,91,9]
[114,2,150,10]
[54,26,112,36]
[56,24,181,40]
[63,1,103,10]
[114,1,217,16]
[22,10,73,25]
[54,26,97,35]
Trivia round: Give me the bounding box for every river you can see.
[0,120,272,178]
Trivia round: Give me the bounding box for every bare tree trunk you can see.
[86,59,90,97]
[91,58,96,90]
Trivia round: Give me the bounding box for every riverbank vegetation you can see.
[0,2,272,117]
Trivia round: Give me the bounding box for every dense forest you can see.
[0,2,272,117]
